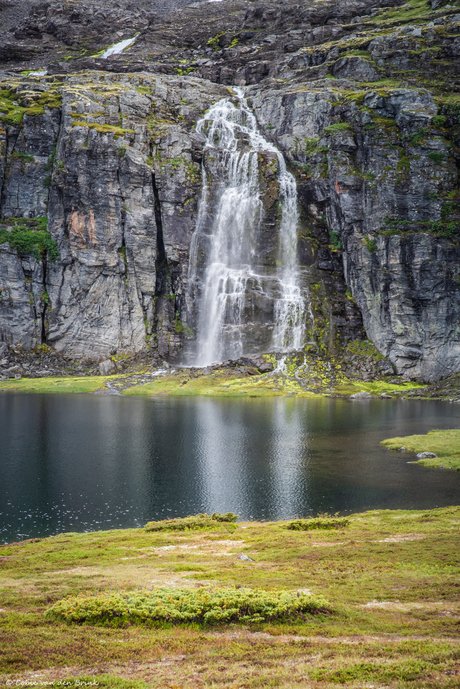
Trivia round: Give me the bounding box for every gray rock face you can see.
[416,452,438,459]
[248,81,460,382]
[0,0,459,382]
[349,391,372,399]
[331,56,381,82]
[0,73,228,361]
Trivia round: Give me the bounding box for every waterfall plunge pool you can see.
[1,394,459,543]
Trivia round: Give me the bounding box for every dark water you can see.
[1,393,459,543]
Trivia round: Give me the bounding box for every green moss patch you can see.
[382,429,460,470]
[0,88,62,125]
[71,121,135,138]
[324,122,353,133]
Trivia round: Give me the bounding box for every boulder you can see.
[416,452,438,459]
[350,391,373,399]
[99,359,116,376]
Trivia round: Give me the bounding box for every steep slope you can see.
[0,0,459,381]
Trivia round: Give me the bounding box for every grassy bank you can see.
[0,375,112,394]
[121,366,420,398]
[0,366,422,398]
[382,430,460,471]
[0,507,459,687]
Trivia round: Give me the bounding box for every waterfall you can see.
[186,88,308,366]
[100,35,138,59]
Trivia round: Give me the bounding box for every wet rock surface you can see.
[0,0,459,382]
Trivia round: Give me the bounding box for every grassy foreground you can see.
[382,430,460,471]
[1,508,459,688]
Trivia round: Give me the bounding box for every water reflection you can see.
[0,394,459,542]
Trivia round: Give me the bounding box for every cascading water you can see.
[186,88,309,366]
[100,34,138,59]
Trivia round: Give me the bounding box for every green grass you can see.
[0,375,116,394]
[382,429,460,470]
[0,507,459,686]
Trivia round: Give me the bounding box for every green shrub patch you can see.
[145,512,238,532]
[0,217,59,262]
[45,587,332,625]
[286,515,350,530]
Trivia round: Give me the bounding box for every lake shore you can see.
[1,506,459,688]
[0,364,438,399]
[2,342,460,400]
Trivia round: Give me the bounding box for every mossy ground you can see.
[382,429,460,471]
[0,507,459,687]
[0,366,427,398]
[121,366,422,399]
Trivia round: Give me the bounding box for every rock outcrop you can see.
[0,0,459,381]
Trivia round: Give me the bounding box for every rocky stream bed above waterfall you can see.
[0,0,460,383]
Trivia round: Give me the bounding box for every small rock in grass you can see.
[380,393,392,399]
[239,553,254,562]
[416,452,438,459]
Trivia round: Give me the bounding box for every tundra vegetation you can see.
[0,508,459,687]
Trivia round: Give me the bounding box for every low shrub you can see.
[286,514,350,531]
[0,219,59,262]
[363,236,378,252]
[329,230,342,250]
[145,512,239,532]
[428,150,445,165]
[45,587,333,626]
[431,114,446,128]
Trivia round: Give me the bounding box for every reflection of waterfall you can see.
[267,399,310,520]
[194,399,249,513]
[193,398,308,520]
[186,88,308,366]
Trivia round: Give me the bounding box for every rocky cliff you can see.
[0,0,459,381]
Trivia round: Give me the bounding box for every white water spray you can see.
[187,89,308,366]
